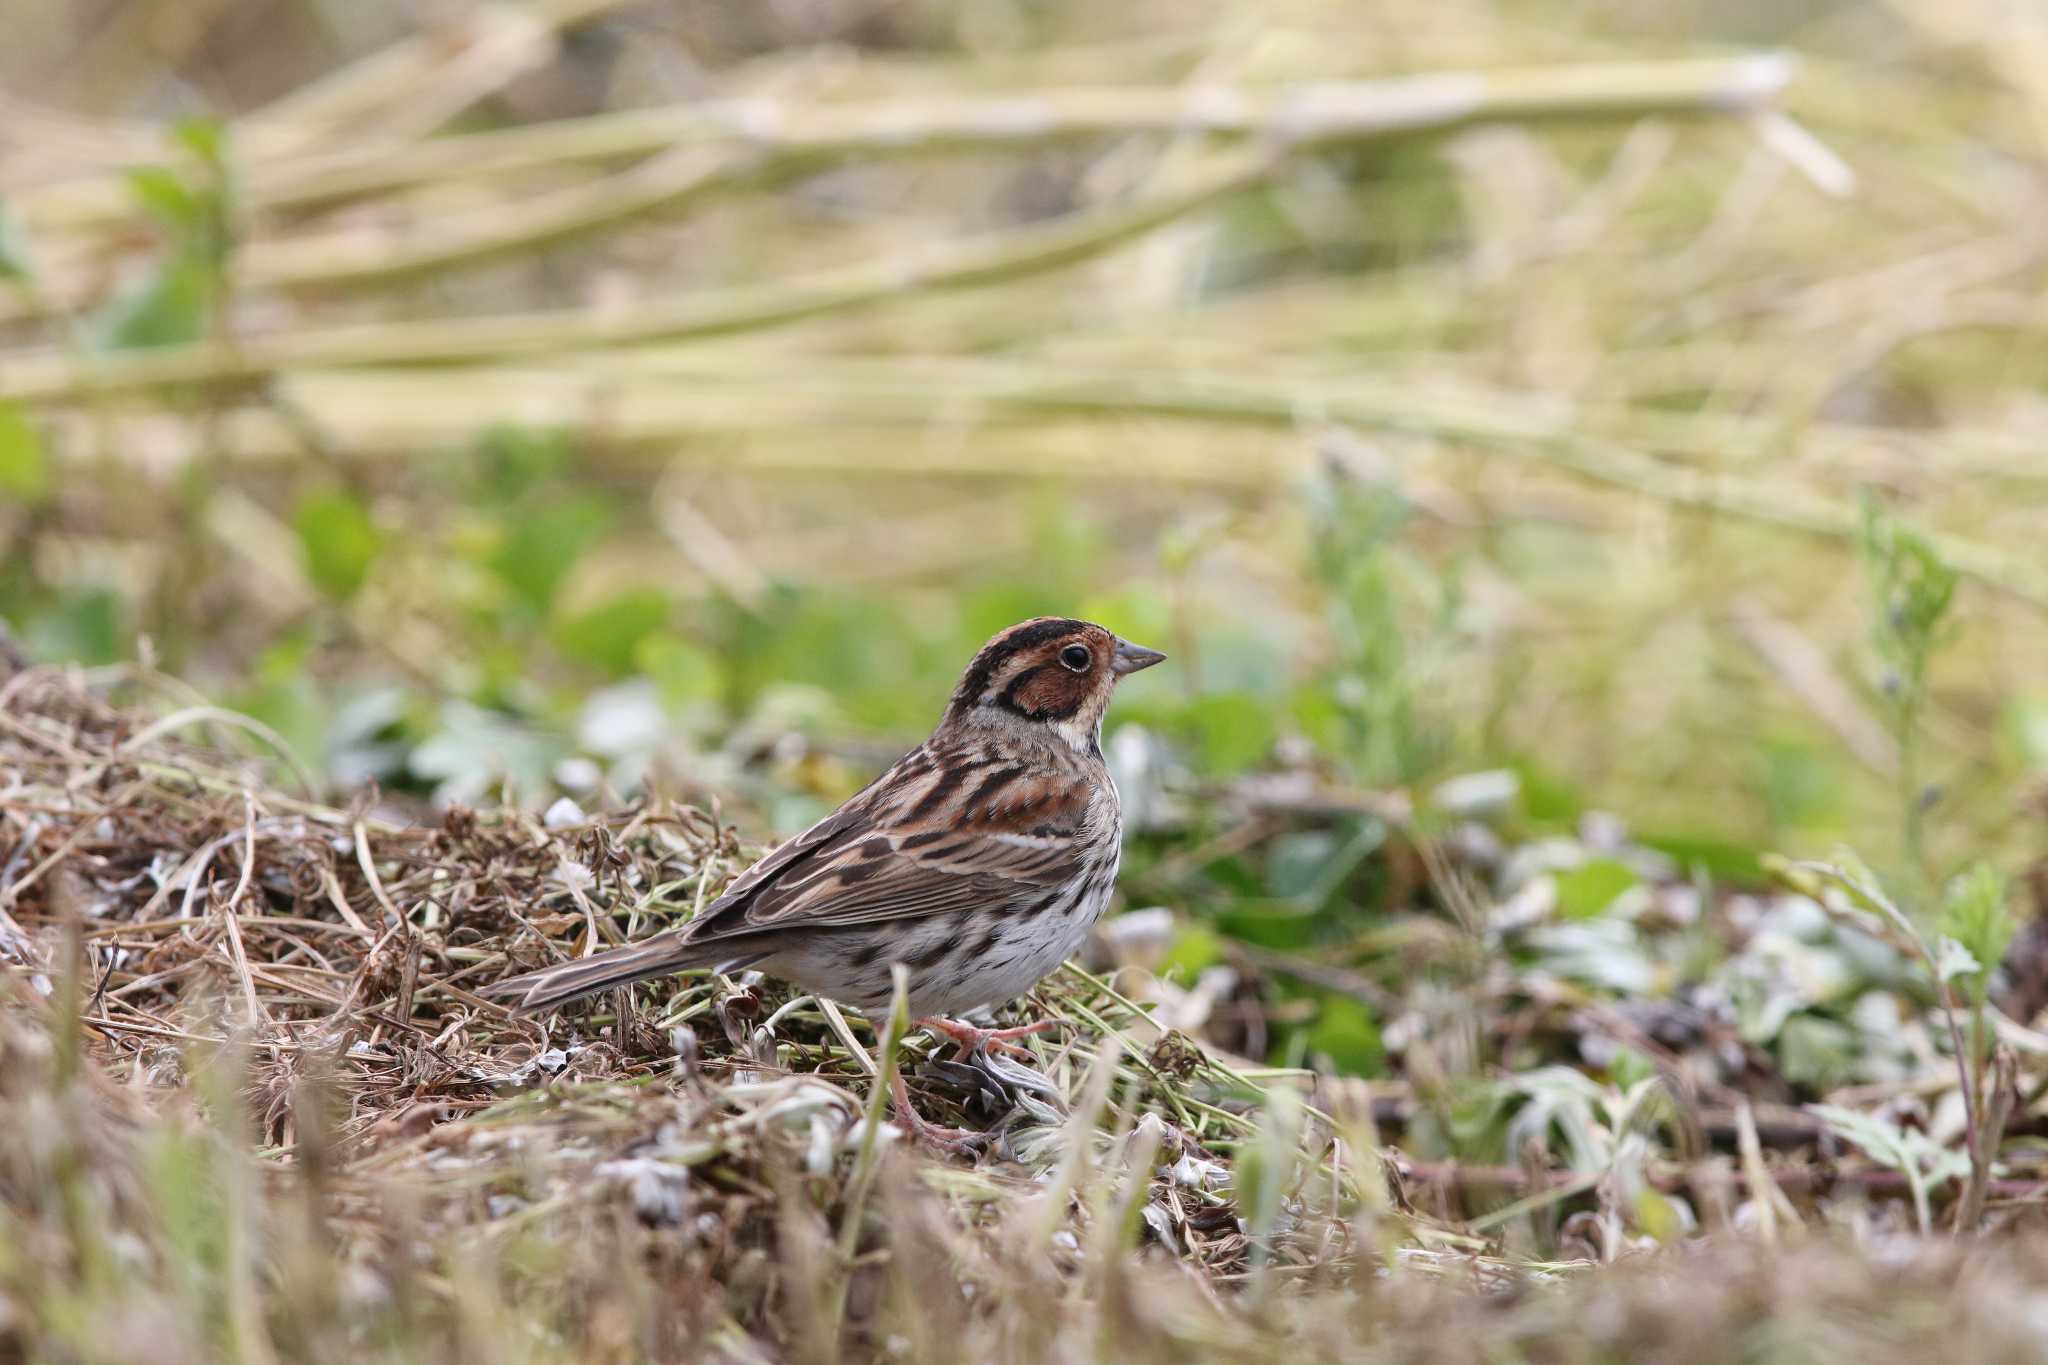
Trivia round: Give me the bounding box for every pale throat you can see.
[1051,698,1109,755]
[1051,716,1096,753]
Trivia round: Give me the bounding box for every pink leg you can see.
[889,1073,986,1155]
[915,1015,1056,1061]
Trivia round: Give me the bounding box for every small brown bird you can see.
[485,617,1164,1140]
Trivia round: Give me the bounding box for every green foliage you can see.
[552,588,672,677]
[0,401,50,505]
[95,256,216,351]
[1762,738,1841,832]
[19,588,123,664]
[1231,1085,1306,1281]
[0,200,31,285]
[139,1129,232,1333]
[723,589,904,723]
[1216,902,1321,952]
[1157,922,1227,980]
[1860,499,1961,886]
[1553,858,1639,920]
[1304,464,1456,787]
[409,701,570,806]
[484,492,612,614]
[1304,994,1383,1074]
[1513,759,1586,828]
[472,424,577,501]
[292,488,380,599]
[228,631,333,773]
[1637,833,1765,884]
[1791,852,2016,1226]
[1778,1014,1859,1090]
[635,632,724,709]
[2005,695,2048,774]
[1937,864,2014,1005]
[1811,1103,1971,1234]
[1165,691,1276,773]
[96,120,234,351]
[1861,502,1959,690]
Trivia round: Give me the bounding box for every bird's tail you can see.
[482,933,728,1014]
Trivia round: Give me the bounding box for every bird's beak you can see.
[1110,639,1167,675]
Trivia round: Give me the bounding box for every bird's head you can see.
[943,616,1165,752]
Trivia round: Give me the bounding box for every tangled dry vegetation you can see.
[7,660,2048,1362]
[0,659,1384,1361]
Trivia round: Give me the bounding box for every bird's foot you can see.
[915,1015,1056,1062]
[889,1073,987,1156]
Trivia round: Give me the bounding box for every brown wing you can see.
[680,740,1092,946]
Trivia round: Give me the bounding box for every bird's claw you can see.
[889,1072,989,1156]
[915,1015,1056,1062]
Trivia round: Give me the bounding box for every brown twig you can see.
[216,797,271,1030]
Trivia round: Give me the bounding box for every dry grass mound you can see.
[0,661,1381,1361]
[7,660,2048,1363]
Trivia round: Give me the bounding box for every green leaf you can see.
[1933,935,1980,982]
[1217,902,1321,951]
[0,200,32,284]
[1553,858,1639,920]
[1810,1102,1970,1187]
[1637,833,1765,884]
[474,426,574,503]
[1938,863,2014,985]
[1513,759,1585,826]
[292,489,380,599]
[22,588,122,664]
[141,1129,228,1274]
[1763,738,1842,830]
[1305,994,1383,1075]
[172,117,228,171]
[1606,1046,1658,1091]
[1860,498,1958,688]
[2005,694,2048,773]
[1234,1086,1305,1239]
[721,591,915,727]
[552,589,671,677]
[485,494,611,613]
[231,675,330,779]
[1265,830,1343,900]
[1633,1188,1683,1243]
[1779,1015,1859,1089]
[1157,922,1226,981]
[1286,683,1345,753]
[409,701,568,808]
[125,165,202,233]
[635,633,723,708]
[0,400,51,504]
[94,253,214,350]
[1175,691,1277,773]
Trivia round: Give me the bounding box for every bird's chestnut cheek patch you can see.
[1002,665,1091,720]
[951,617,1089,708]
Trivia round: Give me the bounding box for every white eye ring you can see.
[1059,644,1092,672]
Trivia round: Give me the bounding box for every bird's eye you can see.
[1059,644,1092,672]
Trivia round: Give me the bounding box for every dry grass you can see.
[0,660,1395,1360]
[5,658,2048,1361]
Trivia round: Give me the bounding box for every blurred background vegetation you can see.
[3,0,2046,1053]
